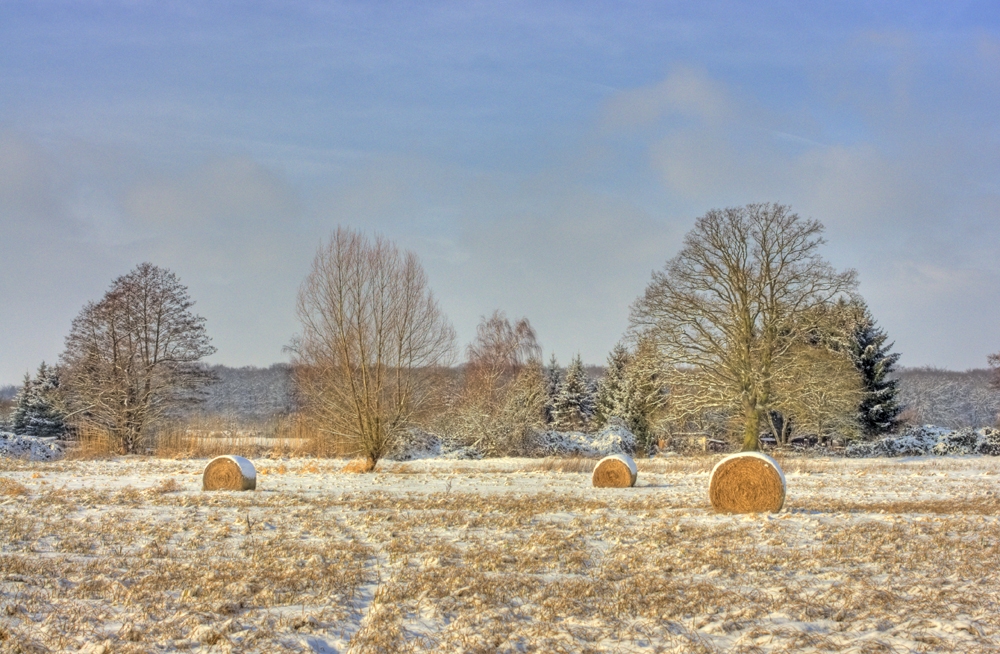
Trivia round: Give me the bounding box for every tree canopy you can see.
[630,203,858,451]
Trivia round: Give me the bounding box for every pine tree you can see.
[552,354,593,431]
[12,362,67,437]
[850,308,902,437]
[593,343,631,428]
[544,354,562,424]
[598,338,666,451]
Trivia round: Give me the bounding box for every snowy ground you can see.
[2,454,1000,652]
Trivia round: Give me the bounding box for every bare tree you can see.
[630,203,858,451]
[898,367,1000,428]
[439,311,545,456]
[769,345,863,443]
[290,228,456,465]
[60,263,216,453]
[466,310,541,386]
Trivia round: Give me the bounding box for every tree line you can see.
[12,203,982,462]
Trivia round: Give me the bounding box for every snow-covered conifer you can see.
[552,354,593,431]
[594,338,666,451]
[593,343,631,428]
[12,362,67,437]
[544,354,562,424]
[850,308,902,437]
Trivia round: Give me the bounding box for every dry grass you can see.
[527,456,597,473]
[2,456,1000,651]
[155,415,352,459]
[0,477,28,496]
[343,459,377,473]
[63,424,118,460]
[64,416,357,460]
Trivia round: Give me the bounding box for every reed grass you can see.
[63,415,355,460]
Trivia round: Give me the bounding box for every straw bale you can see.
[709,452,785,513]
[592,454,637,487]
[202,455,257,491]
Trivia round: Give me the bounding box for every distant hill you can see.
[895,368,1000,429]
[92,363,1000,431]
[192,364,296,421]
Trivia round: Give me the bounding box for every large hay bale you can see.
[709,452,785,513]
[592,454,637,488]
[202,455,257,491]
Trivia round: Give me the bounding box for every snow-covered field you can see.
[2,454,999,653]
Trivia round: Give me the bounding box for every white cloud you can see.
[602,65,730,128]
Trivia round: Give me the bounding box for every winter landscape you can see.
[4,3,1000,653]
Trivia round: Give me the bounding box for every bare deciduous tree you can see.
[466,311,541,387]
[60,263,216,453]
[989,352,1000,392]
[290,228,456,465]
[439,311,545,456]
[769,345,863,443]
[630,203,858,451]
[898,368,1000,428]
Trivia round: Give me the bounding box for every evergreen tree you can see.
[850,308,902,437]
[544,354,562,424]
[12,362,67,437]
[552,354,593,431]
[594,338,666,451]
[593,343,631,428]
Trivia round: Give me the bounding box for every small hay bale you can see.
[709,452,785,513]
[592,454,637,488]
[342,458,376,473]
[202,455,257,491]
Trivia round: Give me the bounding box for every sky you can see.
[2,1,999,384]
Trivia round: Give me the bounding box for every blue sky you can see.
[2,1,999,383]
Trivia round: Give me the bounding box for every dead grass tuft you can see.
[526,456,596,473]
[0,477,28,496]
[152,476,182,494]
[342,458,377,473]
[64,425,118,459]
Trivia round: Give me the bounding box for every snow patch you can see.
[219,454,257,480]
[533,423,636,457]
[846,425,1000,458]
[0,431,64,461]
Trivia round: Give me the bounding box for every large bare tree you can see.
[290,228,456,465]
[630,203,858,451]
[60,263,216,453]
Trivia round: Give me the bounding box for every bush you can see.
[532,420,636,458]
[845,425,1000,458]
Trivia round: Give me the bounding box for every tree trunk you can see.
[741,405,761,451]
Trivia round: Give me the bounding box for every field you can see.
[2,454,1000,653]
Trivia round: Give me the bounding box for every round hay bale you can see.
[592,454,637,488]
[709,452,785,513]
[202,455,257,491]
